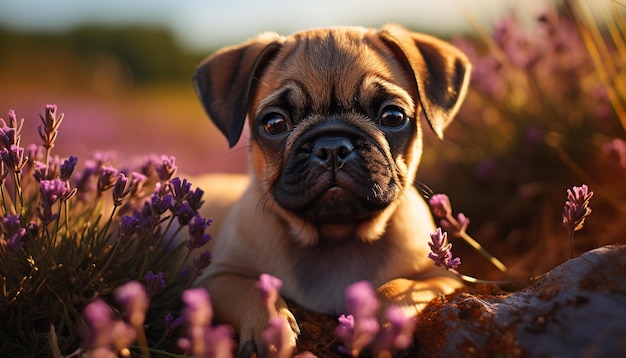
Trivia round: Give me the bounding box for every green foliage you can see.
[0,25,207,85]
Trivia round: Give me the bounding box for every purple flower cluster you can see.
[0,109,27,174]
[562,184,593,258]
[1,214,26,252]
[336,281,416,356]
[144,271,166,297]
[336,281,380,356]
[187,214,212,249]
[178,287,235,357]
[115,281,149,327]
[427,228,461,271]
[192,250,213,275]
[118,170,210,251]
[1,105,216,355]
[37,178,72,225]
[83,281,149,356]
[427,192,513,279]
[562,184,593,233]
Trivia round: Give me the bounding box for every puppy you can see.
[192,24,471,356]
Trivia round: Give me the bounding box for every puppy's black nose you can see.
[312,136,355,167]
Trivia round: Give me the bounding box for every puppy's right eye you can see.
[379,107,407,128]
[262,114,290,136]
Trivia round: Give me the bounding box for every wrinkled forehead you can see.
[252,28,414,113]
[276,28,396,87]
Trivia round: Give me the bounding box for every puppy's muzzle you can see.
[273,120,399,224]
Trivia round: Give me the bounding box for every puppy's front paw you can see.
[376,276,462,320]
[238,304,300,358]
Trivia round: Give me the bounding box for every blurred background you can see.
[1,0,625,278]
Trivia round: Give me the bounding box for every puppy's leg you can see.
[204,273,299,357]
[376,272,462,320]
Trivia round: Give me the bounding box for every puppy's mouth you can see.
[303,179,375,224]
[272,128,401,224]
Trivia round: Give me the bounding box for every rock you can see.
[413,245,626,357]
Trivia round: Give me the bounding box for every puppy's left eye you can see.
[379,107,407,128]
[262,113,290,136]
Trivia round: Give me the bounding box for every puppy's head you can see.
[194,25,470,245]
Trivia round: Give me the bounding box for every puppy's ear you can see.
[194,33,285,147]
[380,24,471,138]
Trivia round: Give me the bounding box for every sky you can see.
[0,0,559,51]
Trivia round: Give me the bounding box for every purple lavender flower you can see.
[337,281,380,356]
[1,144,27,172]
[60,156,78,181]
[97,166,119,194]
[192,250,212,273]
[6,109,22,132]
[345,281,380,320]
[262,316,294,358]
[562,184,593,258]
[187,187,205,212]
[429,194,452,219]
[137,202,157,234]
[24,144,44,166]
[120,215,140,237]
[26,221,39,238]
[114,281,149,327]
[83,299,115,349]
[38,178,70,225]
[143,271,166,297]
[174,202,195,226]
[562,184,593,232]
[376,306,416,351]
[427,228,461,270]
[33,156,61,181]
[164,313,185,334]
[257,274,283,314]
[38,104,63,150]
[156,155,177,182]
[151,192,173,215]
[170,177,192,201]
[441,213,470,238]
[83,299,137,353]
[1,214,26,252]
[108,321,138,353]
[187,214,212,249]
[179,287,236,357]
[179,325,235,358]
[255,274,295,358]
[181,287,213,326]
[129,172,148,198]
[335,314,355,345]
[0,121,16,149]
[112,173,131,206]
[428,194,470,237]
[0,110,22,149]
